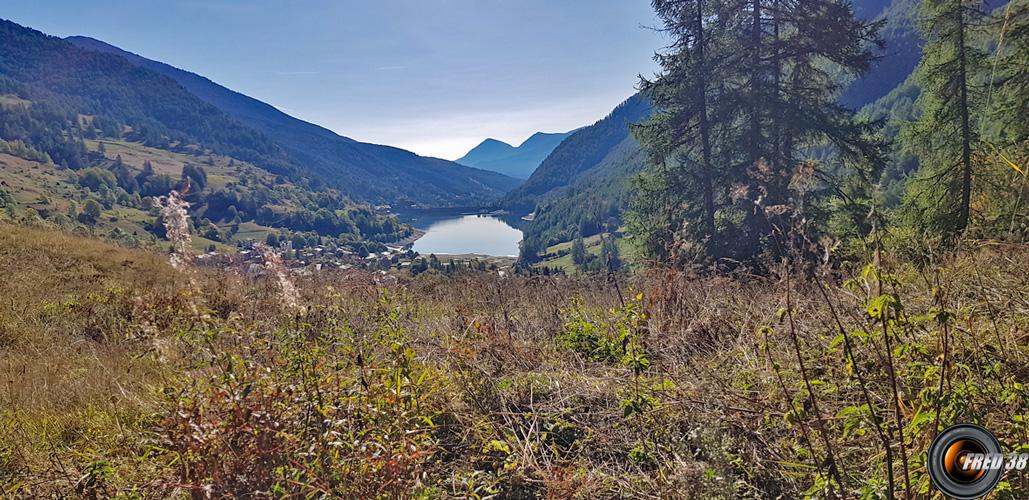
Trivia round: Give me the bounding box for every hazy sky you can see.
[2,1,665,160]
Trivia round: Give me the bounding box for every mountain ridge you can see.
[63,34,520,206]
[456,131,572,179]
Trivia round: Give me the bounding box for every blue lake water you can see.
[397,210,523,257]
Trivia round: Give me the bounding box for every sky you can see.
[2,1,665,160]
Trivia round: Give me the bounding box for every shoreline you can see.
[389,228,425,247]
[390,207,522,260]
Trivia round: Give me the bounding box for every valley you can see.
[1,0,1027,496]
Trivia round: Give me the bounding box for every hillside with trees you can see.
[502,95,652,260]
[63,35,521,207]
[0,1,1027,498]
[0,20,429,252]
[0,21,519,208]
[0,20,293,176]
[628,0,1024,267]
[510,0,1009,267]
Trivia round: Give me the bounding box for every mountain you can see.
[500,95,652,250]
[0,19,293,174]
[840,0,922,108]
[456,131,572,179]
[62,33,520,206]
[0,19,426,248]
[510,0,930,254]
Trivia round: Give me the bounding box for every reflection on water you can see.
[397,210,523,257]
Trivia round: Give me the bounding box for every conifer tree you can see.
[632,0,883,264]
[900,0,987,235]
[993,0,1028,143]
[571,235,588,266]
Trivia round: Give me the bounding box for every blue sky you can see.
[2,0,664,160]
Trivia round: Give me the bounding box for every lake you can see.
[396,209,523,257]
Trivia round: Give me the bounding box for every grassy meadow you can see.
[1,222,1026,497]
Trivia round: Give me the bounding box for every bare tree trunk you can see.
[696,0,717,240]
[750,0,763,164]
[956,4,974,233]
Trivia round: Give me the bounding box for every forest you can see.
[624,0,1026,270]
[511,0,1026,273]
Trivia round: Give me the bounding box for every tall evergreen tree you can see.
[632,0,721,262]
[571,235,588,266]
[600,235,622,272]
[900,0,987,235]
[631,0,883,265]
[993,0,1028,144]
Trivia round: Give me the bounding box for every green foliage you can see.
[894,0,1028,243]
[989,0,1028,144]
[507,96,651,259]
[0,187,14,210]
[571,235,587,266]
[898,0,988,236]
[79,199,102,225]
[180,163,207,191]
[0,138,52,164]
[558,314,620,362]
[630,0,885,266]
[77,167,116,192]
[599,235,621,272]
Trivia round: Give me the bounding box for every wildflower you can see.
[254,243,301,311]
[156,185,193,270]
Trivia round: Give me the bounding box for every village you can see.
[195,238,516,279]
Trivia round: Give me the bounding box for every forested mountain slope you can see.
[512,0,945,260]
[0,19,432,250]
[497,95,650,254]
[502,95,651,209]
[62,34,520,206]
[0,20,291,175]
[840,0,922,107]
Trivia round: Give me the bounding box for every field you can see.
[84,139,271,191]
[536,232,636,272]
[0,140,297,252]
[1,222,1026,497]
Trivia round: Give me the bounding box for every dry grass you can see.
[0,223,1026,497]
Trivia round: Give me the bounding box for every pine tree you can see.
[632,0,721,261]
[600,235,622,272]
[900,0,987,236]
[632,0,883,265]
[993,0,1028,143]
[571,235,588,266]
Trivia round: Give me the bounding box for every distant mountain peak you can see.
[457,131,573,179]
[467,138,515,152]
[518,131,569,148]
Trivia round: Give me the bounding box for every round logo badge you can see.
[928,424,1003,499]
